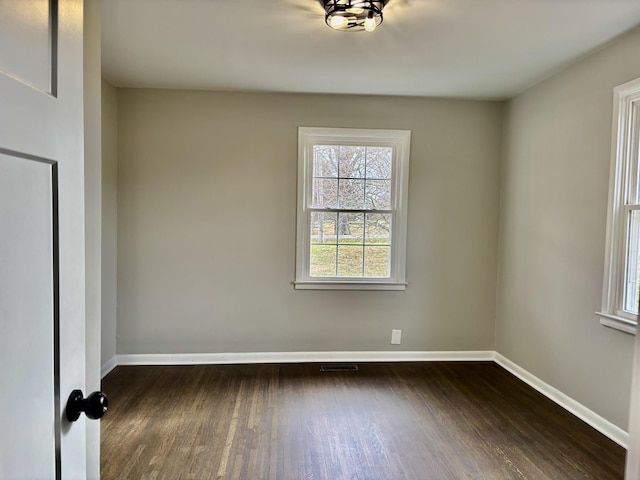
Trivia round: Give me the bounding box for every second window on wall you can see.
[598,77,640,334]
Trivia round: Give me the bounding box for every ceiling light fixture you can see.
[323,0,389,32]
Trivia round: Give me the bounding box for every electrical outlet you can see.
[391,329,402,345]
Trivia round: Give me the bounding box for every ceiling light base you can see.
[323,0,389,32]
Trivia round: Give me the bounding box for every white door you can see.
[0,0,91,478]
[627,333,640,479]
[626,293,640,479]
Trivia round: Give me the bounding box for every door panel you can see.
[0,0,90,478]
[0,0,54,93]
[0,152,58,478]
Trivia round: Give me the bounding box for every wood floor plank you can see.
[101,362,625,479]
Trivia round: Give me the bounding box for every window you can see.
[295,127,410,290]
[598,77,640,335]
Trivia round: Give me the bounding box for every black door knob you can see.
[65,389,108,422]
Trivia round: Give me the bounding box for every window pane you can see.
[310,245,337,277]
[338,179,365,209]
[365,147,392,179]
[633,106,640,204]
[365,213,391,245]
[310,212,337,245]
[364,246,391,277]
[337,245,363,277]
[365,180,391,210]
[337,212,364,244]
[312,178,338,208]
[313,146,338,178]
[624,209,640,313]
[339,146,366,178]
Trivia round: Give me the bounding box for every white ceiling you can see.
[101,0,640,100]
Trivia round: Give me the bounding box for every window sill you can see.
[293,281,407,291]
[596,312,637,335]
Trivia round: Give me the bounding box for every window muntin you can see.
[295,128,410,290]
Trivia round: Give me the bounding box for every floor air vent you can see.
[320,365,359,372]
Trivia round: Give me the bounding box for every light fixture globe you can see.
[323,0,389,32]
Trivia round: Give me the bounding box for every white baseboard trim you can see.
[101,356,117,379]
[494,352,629,448]
[116,350,494,366]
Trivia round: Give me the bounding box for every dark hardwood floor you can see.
[101,362,625,479]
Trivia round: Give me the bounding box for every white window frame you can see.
[295,127,410,290]
[597,77,640,335]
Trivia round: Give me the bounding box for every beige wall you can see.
[497,26,640,430]
[101,78,118,367]
[116,90,503,355]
